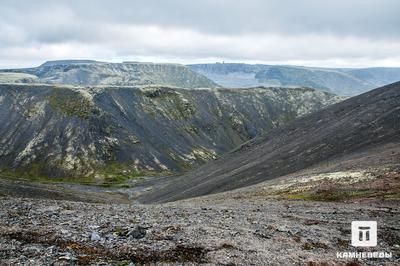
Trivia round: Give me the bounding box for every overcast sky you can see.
[1,0,399,68]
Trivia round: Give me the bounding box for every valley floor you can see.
[0,195,398,265]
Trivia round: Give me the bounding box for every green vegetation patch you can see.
[95,161,145,187]
[283,189,387,202]
[49,88,99,118]
[0,164,98,186]
[0,161,167,188]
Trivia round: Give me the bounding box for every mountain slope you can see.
[0,73,38,83]
[188,63,400,96]
[345,67,400,87]
[140,82,400,203]
[1,61,218,88]
[0,84,340,182]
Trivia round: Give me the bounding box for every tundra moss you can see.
[0,161,159,187]
[0,162,63,181]
[96,161,145,186]
[49,89,99,118]
[283,189,380,202]
[0,165,97,185]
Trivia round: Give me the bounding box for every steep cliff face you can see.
[0,84,341,182]
[1,61,218,88]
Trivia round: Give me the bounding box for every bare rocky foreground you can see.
[0,195,399,265]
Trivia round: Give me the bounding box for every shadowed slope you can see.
[141,82,400,203]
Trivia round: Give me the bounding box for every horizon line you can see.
[2,59,400,70]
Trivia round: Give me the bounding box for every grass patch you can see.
[0,162,168,188]
[383,193,400,200]
[0,170,97,186]
[1,166,98,186]
[95,161,145,187]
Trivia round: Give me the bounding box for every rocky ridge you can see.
[0,83,341,183]
[1,61,218,88]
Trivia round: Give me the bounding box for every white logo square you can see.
[351,221,377,247]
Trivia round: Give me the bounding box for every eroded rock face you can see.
[0,84,341,180]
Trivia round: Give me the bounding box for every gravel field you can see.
[0,195,398,265]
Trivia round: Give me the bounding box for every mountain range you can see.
[0,60,218,88]
[189,63,400,96]
[2,61,400,97]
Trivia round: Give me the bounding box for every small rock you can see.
[22,246,41,253]
[38,206,61,213]
[58,252,77,261]
[128,225,146,239]
[91,232,101,241]
[89,225,100,230]
[277,225,289,232]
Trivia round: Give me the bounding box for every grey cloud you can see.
[2,0,399,39]
[0,0,399,68]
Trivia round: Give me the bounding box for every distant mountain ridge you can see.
[0,61,218,88]
[39,60,103,67]
[3,61,399,95]
[188,63,400,96]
